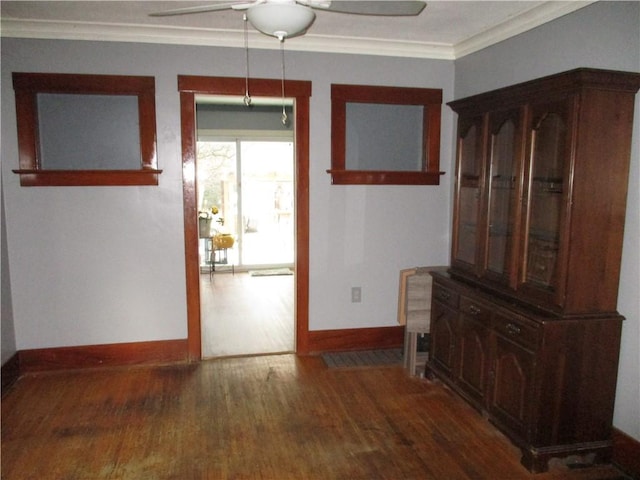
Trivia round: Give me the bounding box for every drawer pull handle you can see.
[438,291,451,300]
[468,305,481,315]
[506,323,521,335]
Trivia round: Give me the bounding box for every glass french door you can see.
[197,138,295,269]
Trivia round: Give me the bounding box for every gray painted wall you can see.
[1,176,17,365]
[197,104,294,133]
[1,38,453,349]
[454,0,640,441]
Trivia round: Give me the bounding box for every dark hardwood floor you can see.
[1,354,629,479]
[200,271,294,358]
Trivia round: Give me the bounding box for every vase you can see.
[198,218,212,238]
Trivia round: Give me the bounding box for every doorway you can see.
[197,131,296,357]
[178,75,311,360]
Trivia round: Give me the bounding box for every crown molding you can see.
[292,34,453,59]
[0,19,245,49]
[0,17,454,59]
[0,2,595,60]
[454,1,596,58]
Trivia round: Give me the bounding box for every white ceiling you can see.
[0,1,595,59]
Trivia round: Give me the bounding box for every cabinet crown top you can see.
[449,68,640,111]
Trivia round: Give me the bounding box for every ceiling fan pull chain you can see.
[243,13,252,107]
[280,38,288,126]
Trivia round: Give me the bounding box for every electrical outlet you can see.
[351,287,361,303]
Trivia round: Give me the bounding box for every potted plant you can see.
[199,206,227,239]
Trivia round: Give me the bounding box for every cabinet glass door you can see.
[523,101,569,293]
[453,116,484,271]
[486,110,522,285]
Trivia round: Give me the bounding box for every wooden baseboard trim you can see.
[1,352,21,394]
[307,326,404,354]
[612,427,640,479]
[17,339,189,373]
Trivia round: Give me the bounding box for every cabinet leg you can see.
[520,450,548,474]
[424,362,437,381]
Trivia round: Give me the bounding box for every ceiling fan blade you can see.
[308,1,426,16]
[149,2,244,17]
[231,1,266,10]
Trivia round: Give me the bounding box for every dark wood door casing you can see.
[178,76,311,360]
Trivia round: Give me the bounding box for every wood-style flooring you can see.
[200,271,294,358]
[1,355,629,480]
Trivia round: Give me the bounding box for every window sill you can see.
[327,169,444,185]
[13,169,162,187]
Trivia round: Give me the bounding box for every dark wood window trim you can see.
[328,84,444,185]
[12,72,161,186]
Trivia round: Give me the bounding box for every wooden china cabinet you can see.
[427,69,640,473]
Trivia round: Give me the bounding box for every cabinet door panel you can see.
[456,315,490,406]
[452,115,485,273]
[429,300,457,376]
[489,334,535,440]
[485,108,524,287]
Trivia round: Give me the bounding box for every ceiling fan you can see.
[151,0,427,40]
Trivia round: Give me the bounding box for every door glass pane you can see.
[240,141,294,266]
[197,141,238,268]
[487,119,516,276]
[526,112,565,289]
[197,140,295,268]
[456,124,480,265]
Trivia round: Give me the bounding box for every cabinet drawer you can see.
[459,296,491,324]
[432,283,459,309]
[493,314,539,351]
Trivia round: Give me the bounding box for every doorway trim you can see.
[178,75,311,360]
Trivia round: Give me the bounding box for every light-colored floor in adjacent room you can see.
[200,271,294,358]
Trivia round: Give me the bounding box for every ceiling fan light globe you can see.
[246,3,316,39]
